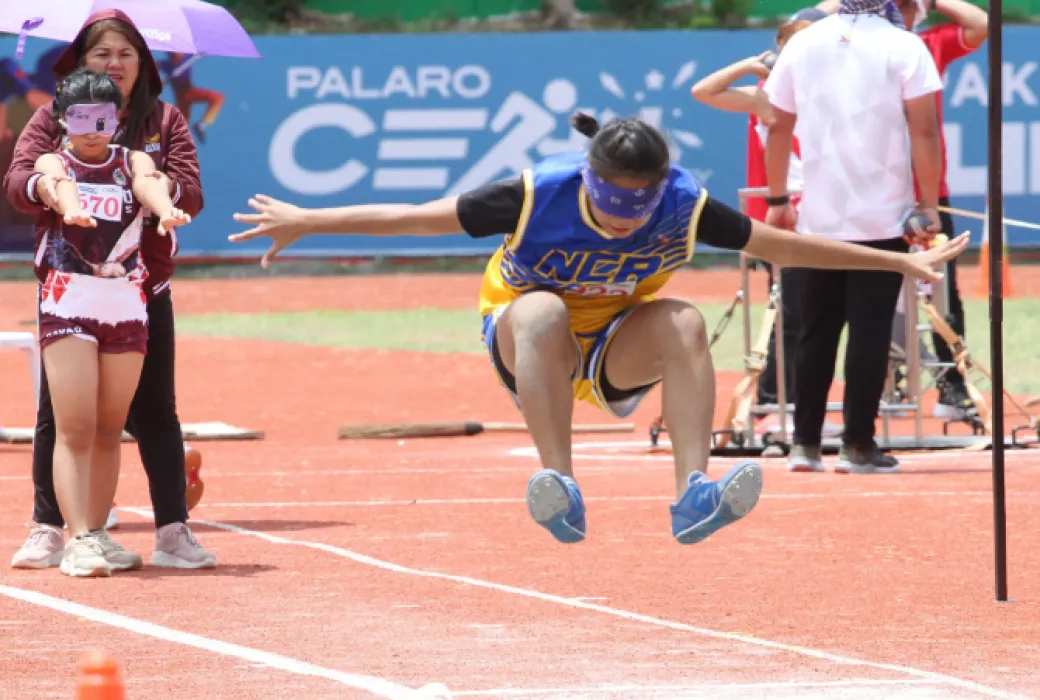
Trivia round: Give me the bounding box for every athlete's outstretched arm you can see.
[690,54,774,123]
[230,194,464,268]
[743,221,969,282]
[34,154,89,225]
[130,151,192,235]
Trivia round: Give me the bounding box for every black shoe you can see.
[933,379,977,420]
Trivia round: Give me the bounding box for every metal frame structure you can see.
[734,187,933,449]
[649,186,1021,463]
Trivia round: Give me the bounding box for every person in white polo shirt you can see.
[762,0,944,474]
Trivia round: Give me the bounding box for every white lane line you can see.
[451,678,942,697]
[118,507,1025,700]
[116,491,1003,512]
[0,584,444,700]
[509,442,1040,464]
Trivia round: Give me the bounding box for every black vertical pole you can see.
[987,0,1008,603]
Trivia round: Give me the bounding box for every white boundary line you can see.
[119,507,1026,700]
[452,678,942,697]
[509,441,1040,464]
[0,584,444,700]
[125,490,1006,511]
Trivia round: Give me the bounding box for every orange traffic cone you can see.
[977,202,1013,297]
[76,651,126,700]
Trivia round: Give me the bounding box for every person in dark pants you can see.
[817,0,988,420]
[6,10,216,570]
[763,0,945,473]
[784,240,909,463]
[689,10,843,436]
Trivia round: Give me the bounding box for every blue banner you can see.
[2,28,1039,257]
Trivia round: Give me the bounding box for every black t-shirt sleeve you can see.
[694,196,753,251]
[456,177,526,238]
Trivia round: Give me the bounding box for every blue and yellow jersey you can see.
[478,151,708,336]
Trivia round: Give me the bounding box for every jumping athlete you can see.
[32,69,191,577]
[228,113,966,545]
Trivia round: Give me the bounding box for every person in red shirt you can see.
[691,9,846,448]
[815,0,988,420]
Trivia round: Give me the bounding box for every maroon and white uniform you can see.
[35,146,151,354]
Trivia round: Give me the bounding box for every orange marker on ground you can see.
[76,651,126,700]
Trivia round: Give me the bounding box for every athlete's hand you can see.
[901,232,969,282]
[35,174,71,210]
[158,207,191,236]
[230,194,308,269]
[765,203,797,231]
[63,210,97,228]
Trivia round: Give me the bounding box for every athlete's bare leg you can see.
[493,291,579,476]
[44,337,99,538]
[602,299,715,499]
[605,297,761,544]
[90,351,144,531]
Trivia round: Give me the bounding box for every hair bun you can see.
[570,111,601,138]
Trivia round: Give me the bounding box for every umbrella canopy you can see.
[1,0,260,59]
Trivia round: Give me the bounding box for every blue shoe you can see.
[670,461,763,545]
[525,469,586,543]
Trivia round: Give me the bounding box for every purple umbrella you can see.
[2,0,260,59]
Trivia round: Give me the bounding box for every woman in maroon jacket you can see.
[5,10,216,570]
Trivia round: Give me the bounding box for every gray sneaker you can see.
[836,443,900,474]
[787,444,824,473]
[93,530,144,572]
[59,533,112,578]
[152,523,217,569]
[11,524,65,569]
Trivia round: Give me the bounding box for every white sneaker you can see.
[60,533,112,578]
[10,524,65,569]
[152,523,217,569]
[787,444,824,473]
[106,507,119,530]
[93,530,144,572]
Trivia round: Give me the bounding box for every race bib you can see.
[565,281,636,298]
[77,183,126,223]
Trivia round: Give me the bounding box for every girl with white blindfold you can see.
[31,68,191,578]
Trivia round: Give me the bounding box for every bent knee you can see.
[650,299,709,353]
[503,292,572,344]
[497,292,577,369]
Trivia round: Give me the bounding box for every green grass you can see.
[177,298,1040,394]
[177,309,483,354]
[698,297,1040,395]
